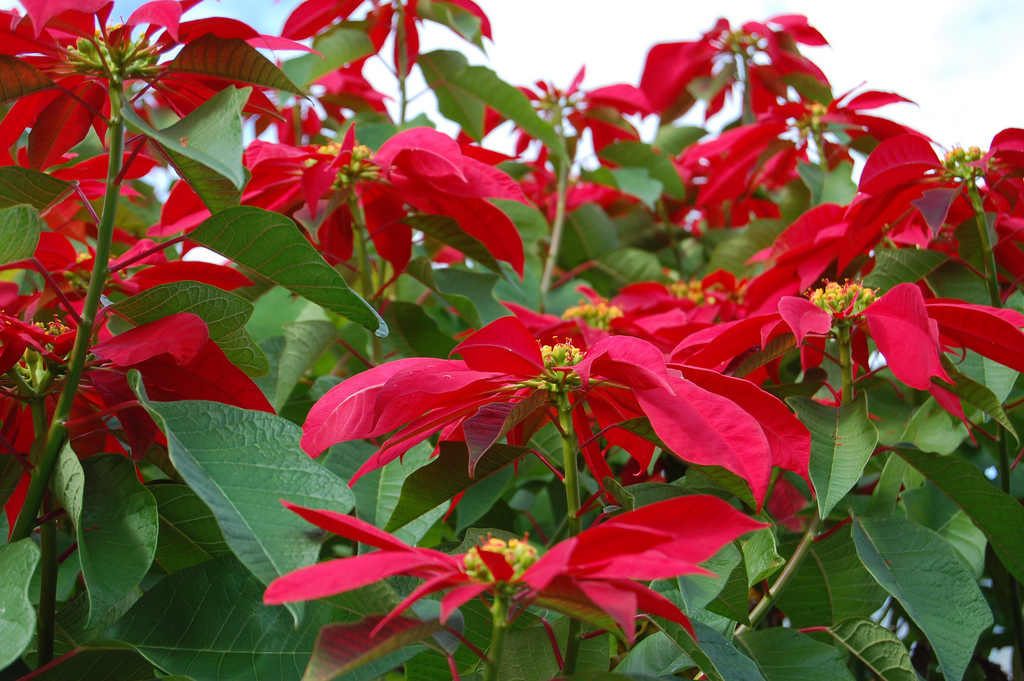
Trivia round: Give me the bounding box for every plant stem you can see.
[395,1,409,126]
[10,88,125,544]
[837,322,853,405]
[347,195,382,364]
[553,390,583,673]
[483,592,509,681]
[539,126,571,309]
[739,55,754,126]
[37,499,57,667]
[967,179,1024,662]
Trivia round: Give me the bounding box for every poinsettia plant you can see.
[0,2,1022,681]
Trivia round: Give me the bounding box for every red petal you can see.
[859,134,941,195]
[925,300,1024,373]
[863,283,949,389]
[91,312,208,366]
[451,316,544,376]
[777,297,832,345]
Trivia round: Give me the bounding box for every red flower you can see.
[264,495,766,643]
[302,315,809,505]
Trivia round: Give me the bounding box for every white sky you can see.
[6,0,1024,152]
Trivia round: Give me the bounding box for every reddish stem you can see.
[108,235,187,274]
[62,400,140,430]
[540,618,565,669]
[813,516,851,543]
[113,137,147,186]
[445,627,489,662]
[530,449,565,482]
[57,541,78,565]
[334,337,375,369]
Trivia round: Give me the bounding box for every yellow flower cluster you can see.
[462,534,539,582]
[808,280,877,317]
[562,299,623,330]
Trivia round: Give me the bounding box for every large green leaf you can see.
[54,451,158,628]
[161,148,250,214]
[863,248,948,292]
[788,392,878,518]
[20,646,165,681]
[657,618,766,681]
[796,160,857,207]
[282,25,376,90]
[404,256,503,328]
[151,484,232,574]
[253,320,336,412]
[775,525,887,628]
[418,50,566,157]
[824,617,916,681]
[599,141,685,199]
[677,542,743,614]
[0,539,40,669]
[0,165,74,212]
[111,281,268,377]
[736,628,856,681]
[130,372,356,624]
[382,302,458,359]
[189,206,386,337]
[108,556,353,681]
[851,515,993,681]
[653,124,706,156]
[406,214,504,274]
[168,34,304,95]
[0,204,41,266]
[559,203,618,270]
[374,443,450,547]
[385,442,530,532]
[896,447,1024,585]
[0,54,57,104]
[934,354,1017,440]
[122,85,250,189]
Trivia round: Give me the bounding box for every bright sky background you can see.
[6,0,1024,152]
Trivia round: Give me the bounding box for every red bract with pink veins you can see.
[264,495,766,643]
[640,14,828,123]
[302,315,809,506]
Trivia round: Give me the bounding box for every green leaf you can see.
[683,463,758,511]
[160,149,250,214]
[130,372,356,624]
[599,141,685,199]
[303,616,444,681]
[653,124,706,156]
[866,452,907,517]
[0,54,57,104]
[934,354,1017,440]
[19,646,165,681]
[109,556,354,681]
[169,34,304,95]
[615,631,694,677]
[0,204,41,266]
[824,618,917,681]
[560,203,619,269]
[190,206,386,337]
[775,524,888,628]
[123,85,250,189]
[406,214,504,274]
[255,320,336,412]
[418,50,566,158]
[386,441,530,532]
[110,281,268,377]
[52,588,142,657]
[382,301,458,359]
[863,248,948,292]
[57,452,158,628]
[851,515,993,681]
[788,392,878,518]
[404,257,493,328]
[743,528,784,587]
[0,539,40,669]
[704,555,752,625]
[896,447,1024,585]
[282,26,376,90]
[677,542,743,614]
[0,165,73,212]
[797,160,857,207]
[736,628,856,681]
[151,484,232,574]
[657,618,766,681]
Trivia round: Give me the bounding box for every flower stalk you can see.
[483,592,510,681]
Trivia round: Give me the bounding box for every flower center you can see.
[541,342,583,369]
[332,145,380,189]
[943,145,985,180]
[809,280,877,318]
[462,535,539,582]
[562,299,623,330]
[670,280,705,304]
[64,27,159,79]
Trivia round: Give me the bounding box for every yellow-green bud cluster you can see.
[34,316,70,336]
[541,342,583,369]
[333,144,380,189]
[808,280,877,317]
[64,28,159,78]
[943,146,985,179]
[561,299,623,330]
[670,280,705,304]
[462,535,539,582]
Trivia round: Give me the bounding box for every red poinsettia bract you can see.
[264,495,765,642]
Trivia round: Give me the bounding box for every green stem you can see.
[968,181,1001,308]
[736,514,822,633]
[837,322,853,405]
[10,91,125,543]
[553,390,583,673]
[37,500,57,667]
[739,55,754,127]
[968,179,1024,661]
[539,123,570,309]
[483,592,510,681]
[395,1,409,126]
[347,195,382,364]
[814,129,829,174]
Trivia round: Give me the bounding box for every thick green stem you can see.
[968,179,1024,661]
[37,498,57,666]
[968,182,1001,308]
[837,322,853,405]
[553,390,583,672]
[739,55,754,126]
[814,129,829,175]
[483,592,510,681]
[539,155,569,308]
[10,94,124,543]
[395,1,409,125]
